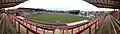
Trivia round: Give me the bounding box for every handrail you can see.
[111,15,120,34]
[111,15,120,29]
[113,17,120,27]
[20,18,55,30]
[24,20,55,31]
[9,14,105,34]
[110,17,117,34]
[75,15,105,34]
[10,15,40,34]
[59,21,90,30]
[75,17,100,34]
[10,15,56,34]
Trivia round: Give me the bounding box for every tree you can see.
[68,10,80,15]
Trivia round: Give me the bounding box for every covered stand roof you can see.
[83,0,120,9]
[0,0,27,8]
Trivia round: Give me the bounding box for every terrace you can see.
[0,0,120,34]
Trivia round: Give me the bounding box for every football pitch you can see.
[28,13,85,23]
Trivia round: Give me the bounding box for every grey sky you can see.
[6,0,114,11]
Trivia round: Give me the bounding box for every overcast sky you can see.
[6,0,115,11]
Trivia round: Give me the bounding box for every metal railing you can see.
[75,15,105,34]
[9,14,105,34]
[10,15,56,34]
[111,15,120,34]
[10,15,40,34]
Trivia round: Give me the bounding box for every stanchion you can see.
[89,26,91,34]
[59,29,61,32]
[26,23,27,26]
[53,29,55,34]
[23,20,25,24]
[78,27,80,32]
[71,29,73,34]
[12,19,14,24]
[62,29,64,34]
[84,25,85,28]
[36,27,38,32]
[18,23,20,33]
[30,24,32,29]
[95,22,97,34]
[43,29,45,34]
[27,29,29,34]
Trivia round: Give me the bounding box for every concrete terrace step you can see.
[96,15,120,34]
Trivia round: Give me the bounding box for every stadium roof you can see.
[0,0,27,8]
[83,0,120,9]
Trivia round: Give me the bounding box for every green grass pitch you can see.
[28,13,85,23]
